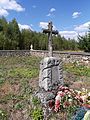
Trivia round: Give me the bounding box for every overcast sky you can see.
[0,0,90,40]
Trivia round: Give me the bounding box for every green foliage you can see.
[78,28,90,52]
[31,108,43,120]
[0,16,79,50]
[21,29,33,49]
[7,18,21,49]
[0,109,8,120]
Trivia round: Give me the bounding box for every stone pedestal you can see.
[39,57,63,91]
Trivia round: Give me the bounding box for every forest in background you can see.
[0,17,90,52]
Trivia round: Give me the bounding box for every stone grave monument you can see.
[37,21,63,119]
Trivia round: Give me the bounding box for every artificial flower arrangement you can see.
[54,86,90,112]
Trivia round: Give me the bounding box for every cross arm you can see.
[43,29,50,34]
[43,29,58,35]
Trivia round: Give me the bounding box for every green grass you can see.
[64,63,90,77]
[0,55,90,119]
[31,108,43,120]
[0,55,42,119]
[8,67,38,78]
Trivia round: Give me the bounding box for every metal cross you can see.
[43,21,58,57]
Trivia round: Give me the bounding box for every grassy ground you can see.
[0,56,42,120]
[64,62,90,90]
[0,55,90,120]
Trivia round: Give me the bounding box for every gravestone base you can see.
[37,89,56,120]
[37,88,56,104]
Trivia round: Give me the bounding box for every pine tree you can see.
[78,28,90,52]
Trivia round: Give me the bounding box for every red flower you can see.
[54,100,60,112]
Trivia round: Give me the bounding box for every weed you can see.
[14,102,24,110]
[31,108,43,120]
[32,97,41,106]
